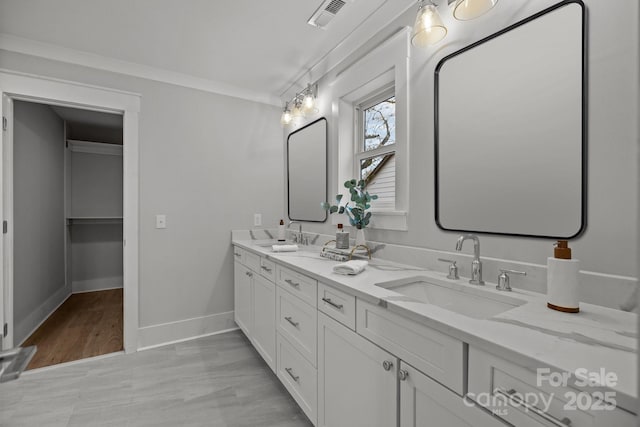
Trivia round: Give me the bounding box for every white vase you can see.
[355,228,366,247]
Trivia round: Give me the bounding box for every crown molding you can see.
[0,33,281,107]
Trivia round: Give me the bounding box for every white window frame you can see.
[331,27,410,231]
[355,87,397,210]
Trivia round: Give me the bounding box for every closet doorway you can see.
[14,101,124,369]
[0,71,140,360]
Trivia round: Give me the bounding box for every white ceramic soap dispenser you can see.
[547,240,580,313]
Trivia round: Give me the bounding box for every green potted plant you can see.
[321,179,378,246]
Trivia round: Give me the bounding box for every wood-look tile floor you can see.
[22,289,124,370]
[1,330,313,427]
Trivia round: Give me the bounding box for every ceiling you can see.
[0,0,415,105]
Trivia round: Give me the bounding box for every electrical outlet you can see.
[254,213,262,226]
[156,214,167,229]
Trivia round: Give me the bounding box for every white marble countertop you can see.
[233,238,638,412]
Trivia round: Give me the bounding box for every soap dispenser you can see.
[547,240,580,313]
[335,224,349,249]
[277,219,286,242]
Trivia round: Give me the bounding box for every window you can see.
[356,89,396,210]
[332,27,410,230]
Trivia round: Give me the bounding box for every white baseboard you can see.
[137,311,237,350]
[16,285,72,345]
[72,276,123,293]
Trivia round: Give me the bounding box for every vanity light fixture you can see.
[452,0,498,21]
[411,0,499,48]
[411,0,447,47]
[301,83,319,115]
[280,102,292,126]
[280,83,319,126]
[290,99,305,125]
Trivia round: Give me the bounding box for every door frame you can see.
[0,70,140,353]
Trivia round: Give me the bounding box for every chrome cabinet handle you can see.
[284,279,300,288]
[284,316,299,327]
[398,369,409,381]
[382,360,393,371]
[321,297,343,310]
[494,388,572,426]
[261,265,272,272]
[245,271,253,278]
[285,367,299,382]
[234,252,241,258]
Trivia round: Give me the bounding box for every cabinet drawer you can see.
[317,282,356,330]
[277,287,317,366]
[277,333,317,425]
[259,258,276,280]
[244,250,260,272]
[276,265,317,306]
[468,346,636,427]
[356,300,464,395]
[232,246,245,264]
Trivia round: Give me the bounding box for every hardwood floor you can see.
[1,330,313,427]
[22,289,123,370]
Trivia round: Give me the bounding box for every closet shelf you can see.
[66,217,123,225]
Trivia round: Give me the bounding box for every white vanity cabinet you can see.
[318,298,505,427]
[399,362,506,427]
[232,243,635,427]
[252,273,276,371]
[468,346,636,427]
[233,259,253,338]
[317,312,397,427]
[233,246,276,372]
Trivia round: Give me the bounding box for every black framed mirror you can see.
[434,0,586,238]
[287,117,328,222]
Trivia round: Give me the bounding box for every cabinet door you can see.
[318,312,397,427]
[400,362,506,427]
[234,261,253,338]
[252,274,276,372]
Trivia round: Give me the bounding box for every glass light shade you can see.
[411,3,447,47]
[291,103,304,124]
[301,94,318,115]
[280,109,292,126]
[453,0,498,21]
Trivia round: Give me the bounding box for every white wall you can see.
[291,0,639,291]
[0,50,284,345]
[13,100,68,344]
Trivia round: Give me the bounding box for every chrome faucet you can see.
[287,220,305,244]
[455,234,485,285]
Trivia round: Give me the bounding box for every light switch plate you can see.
[254,213,262,226]
[156,214,166,229]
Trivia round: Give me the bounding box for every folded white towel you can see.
[272,244,299,252]
[333,260,368,275]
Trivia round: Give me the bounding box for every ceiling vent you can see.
[307,0,347,29]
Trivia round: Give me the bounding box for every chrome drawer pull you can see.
[321,297,343,310]
[261,265,272,272]
[245,271,253,278]
[382,360,393,371]
[234,252,241,258]
[284,279,300,288]
[398,369,409,381]
[284,316,299,327]
[494,388,572,426]
[285,367,299,382]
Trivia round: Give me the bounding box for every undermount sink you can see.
[376,276,526,320]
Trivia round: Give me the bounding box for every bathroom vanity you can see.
[232,234,636,427]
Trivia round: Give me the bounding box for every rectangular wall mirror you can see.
[435,0,585,238]
[287,117,328,222]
